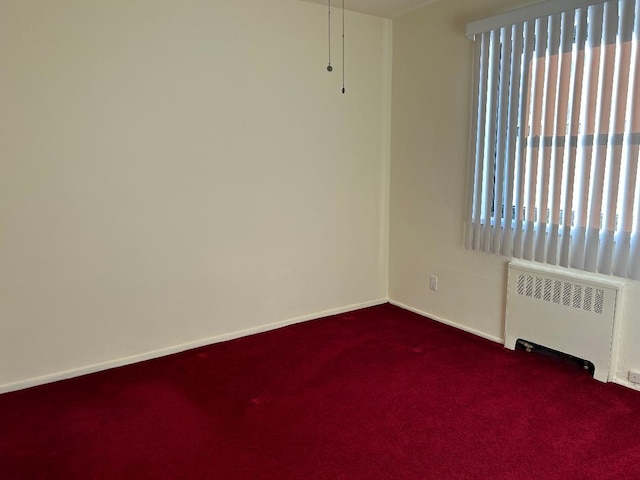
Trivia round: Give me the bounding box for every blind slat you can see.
[585,1,619,272]
[624,0,640,277]
[502,23,525,257]
[522,17,549,260]
[534,14,563,263]
[546,12,576,265]
[613,3,640,278]
[601,0,635,273]
[559,7,589,267]
[492,27,513,254]
[570,3,605,271]
[512,21,536,259]
[471,33,490,252]
[481,29,502,252]
[465,35,483,251]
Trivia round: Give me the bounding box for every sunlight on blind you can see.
[466,0,640,279]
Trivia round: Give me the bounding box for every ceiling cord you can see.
[342,0,345,94]
[327,0,333,72]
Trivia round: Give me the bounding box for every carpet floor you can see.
[1,303,640,479]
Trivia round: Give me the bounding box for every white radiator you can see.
[505,260,624,382]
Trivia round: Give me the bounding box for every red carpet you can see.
[2,304,640,479]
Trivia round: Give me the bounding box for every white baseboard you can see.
[387,301,640,391]
[12,298,631,394]
[0,298,388,395]
[388,300,504,344]
[611,376,640,392]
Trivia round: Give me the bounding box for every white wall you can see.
[0,0,392,391]
[389,0,640,389]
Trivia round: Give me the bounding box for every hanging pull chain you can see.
[327,0,333,72]
[341,0,345,93]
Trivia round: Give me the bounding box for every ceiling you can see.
[300,0,439,19]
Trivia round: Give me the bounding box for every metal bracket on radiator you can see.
[515,339,595,376]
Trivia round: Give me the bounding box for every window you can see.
[466,0,640,279]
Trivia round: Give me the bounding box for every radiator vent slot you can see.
[505,260,623,382]
[515,273,604,315]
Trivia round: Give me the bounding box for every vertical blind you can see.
[466,0,640,279]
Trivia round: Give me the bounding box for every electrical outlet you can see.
[629,371,640,384]
[429,275,439,292]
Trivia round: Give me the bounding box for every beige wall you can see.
[389,0,640,389]
[0,0,391,391]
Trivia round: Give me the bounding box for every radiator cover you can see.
[505,260,623,382]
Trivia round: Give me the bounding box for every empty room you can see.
[2,0,640,478]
